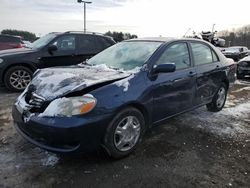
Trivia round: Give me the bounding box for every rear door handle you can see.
[188,71,197,77]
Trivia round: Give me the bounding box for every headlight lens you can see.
[39,94,97,117]
[0,58,3,64]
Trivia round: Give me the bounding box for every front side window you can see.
[212,50,219,62]
[157,42,191,70]
[53,35,76,51]
[190,42,213,65]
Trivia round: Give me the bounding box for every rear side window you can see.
[157,42,191,70]
[96,36,115,51]
[78,35,96,53]
[190,42,214,65]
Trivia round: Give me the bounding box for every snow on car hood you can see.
[29,64,132,100]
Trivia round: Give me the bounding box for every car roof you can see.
[48,31,114,40]
[126,37,208,43]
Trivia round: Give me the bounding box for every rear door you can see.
[189,42,222,106]
[152,42,197,122]
[39,34,79,68]
[76,34,98,62]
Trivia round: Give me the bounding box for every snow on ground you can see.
[41,152,59,167]
[177,98,250,139]
[231,86,250,93]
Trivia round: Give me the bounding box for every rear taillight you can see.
[16,43,22,48]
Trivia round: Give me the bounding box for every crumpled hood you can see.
[29,64,131,100]
[0,48,36,57]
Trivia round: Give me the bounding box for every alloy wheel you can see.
[9,70,31,90]
[216,87,226,108]
[114,116,141,152]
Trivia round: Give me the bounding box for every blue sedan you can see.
[12,38,236,158]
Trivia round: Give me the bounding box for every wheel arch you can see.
[116,102,151,130]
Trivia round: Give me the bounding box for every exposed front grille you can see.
[25,90,48,113]
[28,92,45,108]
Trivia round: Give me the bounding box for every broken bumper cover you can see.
[12,105,113,154]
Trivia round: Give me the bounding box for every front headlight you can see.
[39,94,97,117]
[0,58,3,64]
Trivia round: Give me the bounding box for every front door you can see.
[152,42,196,122]
[39,34,80,68]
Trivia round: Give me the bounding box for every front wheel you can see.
[206,83,227,112]
[103,107,145,159]
[4,66,33,92]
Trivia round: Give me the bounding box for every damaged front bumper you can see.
[12,104,113,154]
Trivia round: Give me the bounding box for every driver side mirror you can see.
[153,63,176,74]
[48,45,58,54]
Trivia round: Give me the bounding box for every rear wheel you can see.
[103,107,145,159]
[206,83,227,112]
[4,66,33,92]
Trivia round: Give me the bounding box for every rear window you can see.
[0,35,21,43]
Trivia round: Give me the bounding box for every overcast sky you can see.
[0,0,249,37]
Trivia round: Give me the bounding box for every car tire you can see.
[103,107,146,159]
[4,66,33,92]
[206,83,227,112]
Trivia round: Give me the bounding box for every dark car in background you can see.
[237,55,250,79]
[0,31,115,91]
[222,46,249,61]
[13,38,236,159]
[0,34,23,50]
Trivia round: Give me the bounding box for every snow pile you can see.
[217,101,250,118]
[42,153,59,167]
[181,100,250,137]
[115,74,135,92]
[30,65,130,100]
[85,64,117,72]
[231,86,250,93]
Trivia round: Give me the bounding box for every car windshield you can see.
[30,33,56,49]
[87,41,162,71]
